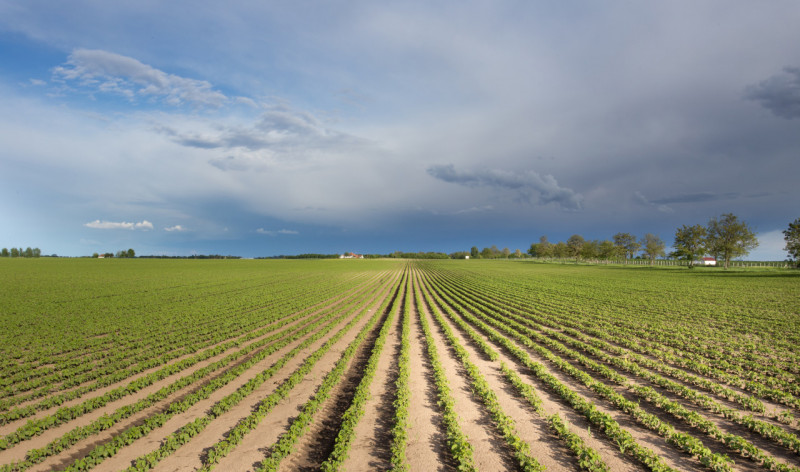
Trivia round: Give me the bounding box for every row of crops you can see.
[0,258,798,471]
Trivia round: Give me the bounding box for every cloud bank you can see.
[85,220,153,230]
[427,164,583,211]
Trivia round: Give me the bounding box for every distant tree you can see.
[32,248,41,257]
[580,240,599,261]
[613,232,640,263]
[706,213,758,269]
[530,235,553,258]
[502,247,510,259]
[553,241,569,259]
[92,253,99,258]
[514,249,522,258]
[566,234,585,261]
[673,224,707,268]
[641,233,666,266]
[598,240,616,260]
[783,217,800,267]
[10,247,19,258]
[1,248,8,257]
[481,247,493,259]
[127,248,135,258]
[23,247,33,258]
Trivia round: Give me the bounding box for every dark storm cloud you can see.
[427,164,583,211]
[651,192,741,205]
[745,67,800,119]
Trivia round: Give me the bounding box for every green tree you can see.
[673,224,707,268]
[10,247,19,257]
[553,241,569,259]
[538,236,553,258]
[580,240,599,261]
[514,248,522,258]
[783,217,800,267]
[566,234,585,262]
[470,246,480,259]
[127,248,135,258]
[1,248,8,257]
[598,240,616,260]
[481,247,493,259]
[613,232,640,263]
[92,253,100,258]
[32,248,41,258]
[706,213,758,269]
[641,233,666,266]
[502,247,510,259]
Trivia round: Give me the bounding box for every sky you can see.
[1,1,798,259]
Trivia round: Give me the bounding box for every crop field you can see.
[0,258,799,472]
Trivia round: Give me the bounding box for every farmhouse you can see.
[340,252,364,259]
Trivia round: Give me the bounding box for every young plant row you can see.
[197,271,405,471]
[426,272,798,472]
[389,274,412,472]
[427,263,800,392]
[2,290,369,472]
[417,272,609,471]
[258,268,409,471]
[419,269,726,471]
[416,272,609,472]
[413,274,476,471]
[432,273,800,457]
[431,270,772,415]
[0,293,340,450]
[0,264,378,406]
[318,268,407,471]
[120,272,400,472]
[0,272,380,422]
[418,273,545,472]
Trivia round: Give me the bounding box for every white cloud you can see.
[53,49,227,107]
[85,219,153,230]
[164,225,187,232]
[256,228,299,236]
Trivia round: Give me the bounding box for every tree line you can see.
[1,247,42,258]
[92,249,136,258]
[524,213,800,269]
[527,213,763,269]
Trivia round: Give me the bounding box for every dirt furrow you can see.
[2,275,387,470]
[208,281,397,472]
[416,284,517,471]
[336,292,402,471]
[150,278,397,472]
[421,284,709,471]
[404,279,453,472]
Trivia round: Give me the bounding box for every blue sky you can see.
[1,1,799,258]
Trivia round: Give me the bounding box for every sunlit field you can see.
[1,258,798,472]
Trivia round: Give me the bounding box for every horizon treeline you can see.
[1,247,42,258]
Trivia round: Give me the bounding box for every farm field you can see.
[0,258,799,471]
